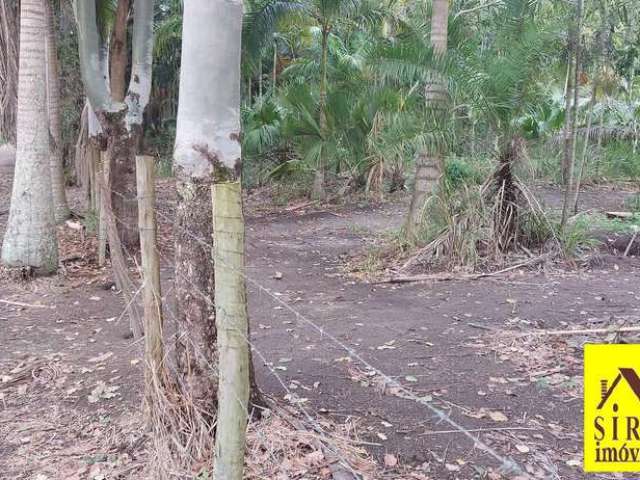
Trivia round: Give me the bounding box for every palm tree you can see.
[405,0,450,238]
[247,0,370,199]
[2,0,58,273]
[44,0,71,222]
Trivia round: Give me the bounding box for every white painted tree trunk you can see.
[173,0,244,412]
[44,0,70,223]
[2,0,58,273]
[74,0,155,249]
[176,2,249,477]
[175,0,243,177]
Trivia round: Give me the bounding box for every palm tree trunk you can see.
[561,0,583,229]
[272,40,278,91]
[107,128,140,250]
[572,0,607,213]
[405,0,449,239]
[0,0,19,146]
[258,58,263,99]
[312,25,330,201]
[561,59,574,185]
[44,0,70,223]
[174,0,234,414]
[571,83,595,214]
[2,0,58,273]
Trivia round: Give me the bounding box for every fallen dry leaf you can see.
[488,410,508,422]
[383,454,398,468]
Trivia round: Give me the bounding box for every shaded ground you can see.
[532,183,637,213]
[0,163,639,479]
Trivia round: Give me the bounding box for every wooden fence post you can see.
[212,181,250,480]
[135,155,164,398]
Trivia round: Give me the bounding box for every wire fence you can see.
[95,183,537,479]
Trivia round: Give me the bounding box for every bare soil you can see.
[0,164,639,480]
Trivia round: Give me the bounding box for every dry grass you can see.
[146,372,380,480]
[0,353,389,480]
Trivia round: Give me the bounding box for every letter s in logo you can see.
[595,416,606,441]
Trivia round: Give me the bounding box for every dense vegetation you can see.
[151,0,639,256]
[0,0,638,263]
[146,0,640,190]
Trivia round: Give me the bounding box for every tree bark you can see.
[561,0,583,229]
[175,0,259,423]
[0,0,19,146]
[174,175,218,412]
[75,0,155,251]
[107,125,140,250]
[2,0,58,273]
[312,25,330,201]
[44,0,70,223]
[405,0,449,239]
[110,0,130,103]
[107,0,139,249]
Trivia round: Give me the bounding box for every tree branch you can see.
[126,0,155,129]
[73,0,123,114]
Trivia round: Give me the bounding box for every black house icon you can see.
[598,368,640,410]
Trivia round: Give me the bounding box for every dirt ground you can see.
[1,163,639,480]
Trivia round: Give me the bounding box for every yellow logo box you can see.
[584,344,640,472]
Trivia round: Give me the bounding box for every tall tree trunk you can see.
[561,51,574,185]
[561,0,583,229]
[175,0,258,420]
[2,0,58,273]
[107,0,139,249]
[107,127,140,250]
[572,0,607,213]
[0,0,19,146]
[405,0,449,239]
[110,0,130,103]
[312,25,330,201]
[76,0,151,251]
[44,0,70,223]
[272,40,278,91]
[571,82,595,213]
[75,0,153,335]
[258,58,263,99]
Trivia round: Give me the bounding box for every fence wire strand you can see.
[98,184,535,478]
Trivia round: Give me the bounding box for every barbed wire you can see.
[100,189,368,477]
[151,247,366,479]
[98,184,534,478]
